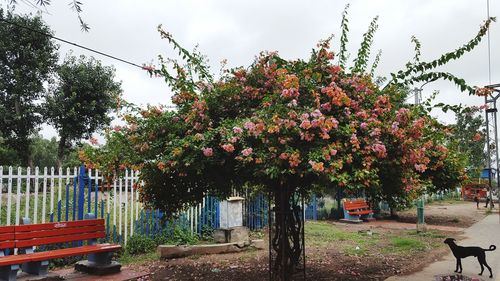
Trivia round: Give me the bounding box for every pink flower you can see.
[414,164,427,173]
[221,144,235,153]
[233,127,243,134]
[300,113,310,120]
[300,120,312,129]
[202,147,213,157]
[330,149,337,156]
[372,143,387,158]
[241,148,253,156]
[360,122,368,130]
[311,109,322,118]
[473,133,481,141]
[391,122,399,130]
[320,103,332,111]
[279,153,289,160]
[243,121,255,131]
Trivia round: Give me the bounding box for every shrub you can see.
[126,234,156,255]
[168,225,198,245]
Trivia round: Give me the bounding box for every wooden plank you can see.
[0,233,15,240]
[0,226,15,233]
[0,241,15,249]
[16,225,104,240]
[0,244,121,266]
[16,219,104,232]
[15,231,106,248]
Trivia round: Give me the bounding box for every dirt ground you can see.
[396,200,487,228]
[132,201,488,281]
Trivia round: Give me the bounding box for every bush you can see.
[126,234,156,255]
[200,225,214,241]
[168,225,198,245]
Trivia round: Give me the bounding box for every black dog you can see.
[444,238,496,278]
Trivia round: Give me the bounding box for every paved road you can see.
[386,214,500,281]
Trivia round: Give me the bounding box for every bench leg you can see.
[0,264,19,281]
[88,252,112,265]
[21,261,48,276]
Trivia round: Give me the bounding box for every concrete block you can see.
[74,260,121,275]
[158,239,261,259]
[213,226,250,243]
[250,239,265,250]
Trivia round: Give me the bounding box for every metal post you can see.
[485,95,493,210]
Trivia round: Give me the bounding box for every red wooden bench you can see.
[0,217,121,281]
[342,199,374,222]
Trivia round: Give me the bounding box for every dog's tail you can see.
[485,245,496,251]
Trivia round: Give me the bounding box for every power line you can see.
[0,17,146,70]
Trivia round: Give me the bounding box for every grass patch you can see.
[305,221,377,256]
[407,230,445,239]
[119,251,159,265]
[386,237,426,253]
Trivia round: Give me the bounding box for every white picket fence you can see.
[0,166,236,245]
[0,166,144,244]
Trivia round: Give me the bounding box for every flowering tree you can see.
[81,13,494,280]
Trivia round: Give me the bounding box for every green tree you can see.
[45,55,122,168]
[0,8,59,166]
[453,107,485,177]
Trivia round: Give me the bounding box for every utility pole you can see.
[414,87,426,232]
[485,85,500,220]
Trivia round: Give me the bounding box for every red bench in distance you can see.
[0,215,121,281]
[342,199,374,222]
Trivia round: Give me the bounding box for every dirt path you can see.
[397,200,487,228]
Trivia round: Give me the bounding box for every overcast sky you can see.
[8,0,500,140]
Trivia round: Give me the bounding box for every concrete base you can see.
[16,272,63,281]
[158,239,264,259]
[74,260,121,275]
[416,223,427,232]
[340,218,363,224]
[213,226,249,243]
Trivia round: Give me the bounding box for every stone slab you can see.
[158,239,265,259]
[74,260,121,275]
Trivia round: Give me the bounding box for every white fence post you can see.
[7,166,13,226]
[33,167,39,224]
[15,167,22,226]
[25,167,31,219]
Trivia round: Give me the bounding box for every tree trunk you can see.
[57,136,67,169]
[270,186,305,280]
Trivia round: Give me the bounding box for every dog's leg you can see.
[479,256,493,278]
[478,257,484,275]
[458,259,462,273]
[454,258,459,272]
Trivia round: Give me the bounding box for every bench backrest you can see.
[0,226,15,250]
[343,200,370,210]
[14,219,105,248]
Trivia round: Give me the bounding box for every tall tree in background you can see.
[453,107,486,178]
[0,8,59,166]
[45,55,122,168]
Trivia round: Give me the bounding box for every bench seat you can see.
[0,215,120,281]
[0,244,121,267]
